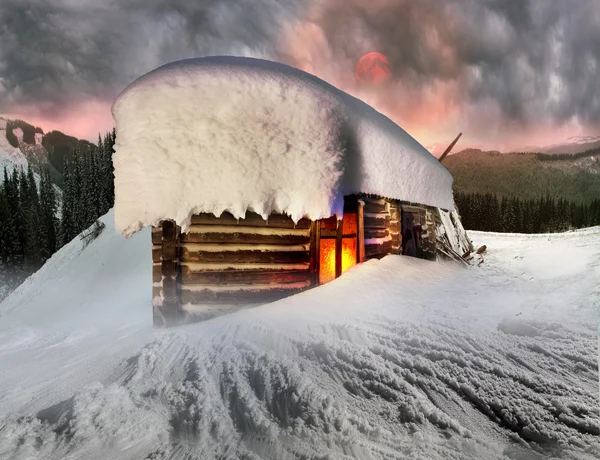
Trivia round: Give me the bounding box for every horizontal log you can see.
[180,247,310,264]
[363,201,388,214]
[191,212,311,229]
[400,205,427,215]
[364,215,391,229]
[180,283,310,304]
[152,245,162,262]
[181,231,310,245]
[360,196,387,205]
[364,228,388,240]
[181,262,310,271]
[365,241,393,258]
[181,268,311,285]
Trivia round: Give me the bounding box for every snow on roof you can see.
[112,56,454,236]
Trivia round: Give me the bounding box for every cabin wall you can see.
[151,197,470,326]
[362,196,393,259]
[155,212,313,322]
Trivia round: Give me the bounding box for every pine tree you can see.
[39,169,58,259]
[60,158,76,246]
[71,148,86,234]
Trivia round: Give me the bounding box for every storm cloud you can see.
[0,0,599,148]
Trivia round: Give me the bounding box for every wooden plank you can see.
[190,212,311,229]
[314,220,321,285]
[180,247,311,264]
[361,196,387,205]
[357,200,365,263]
[319,228,338,239]
[363,201,387,214]
[181,231,310,245]
[180,285,309,304]
[181,269,311,284]
[364,215,390,229]
[364,228,389,240]
[365,241,393,258]
[335,218,343,278]
[309,221,319,286]
[157,220,182,327]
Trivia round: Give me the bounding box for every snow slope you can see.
[0,212,598,459]
[0,123,28,178]
[112,56,454,236]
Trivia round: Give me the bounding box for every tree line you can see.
[0,130,115,271]
[455,191,600,234]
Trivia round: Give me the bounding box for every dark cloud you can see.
[0,0,599,145]
[283,0,600,132]
[0,0,302,118]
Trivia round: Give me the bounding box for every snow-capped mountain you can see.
[0,118,28,176]
[0,116,93,185]
[0,210,597,459]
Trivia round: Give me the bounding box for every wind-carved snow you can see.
[112,56,454,236]
[0,212,598,459]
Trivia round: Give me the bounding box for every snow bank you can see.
[1,225,598,459]
[112,56,454,236]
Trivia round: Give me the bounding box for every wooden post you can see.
[155,220,181,326]
[335,217,343,278]
[357,200,365,263]
[438,133,462,163]
[309,220,321,286]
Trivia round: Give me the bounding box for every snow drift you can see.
[0,210,598,459]
[112,56,454,236]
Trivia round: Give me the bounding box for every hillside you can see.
[0,210,597,459]
[0,117,93,186]
[444,148,600,203]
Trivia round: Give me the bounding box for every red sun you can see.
[355,52,392,85]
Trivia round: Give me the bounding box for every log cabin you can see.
[112,56,473,326]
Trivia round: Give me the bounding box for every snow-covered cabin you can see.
[112,56,472,326]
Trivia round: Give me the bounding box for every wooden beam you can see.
[357,200,365,263]
[438,133,462,163]
[155,220,182,327]
[314,220,321,285]
[179,247,310,264]
[335,218,343,278]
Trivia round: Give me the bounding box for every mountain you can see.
[0,117,93,186]
[0,210,598,459]
[444,147,600,203]
[515,136,600,156]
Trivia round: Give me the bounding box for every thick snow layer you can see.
[0,213,598,459]
[112,56,454,236]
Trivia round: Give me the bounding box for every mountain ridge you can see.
[445,147,600,203]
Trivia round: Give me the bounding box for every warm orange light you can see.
[319,238,357,284]
[342,238,357,273]
[319,239,336,284]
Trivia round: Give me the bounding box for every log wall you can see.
[178,212,313,319]
[151,197,462,326]
[362,196,396,259]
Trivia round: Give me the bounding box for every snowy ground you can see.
[0,212,598,460]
